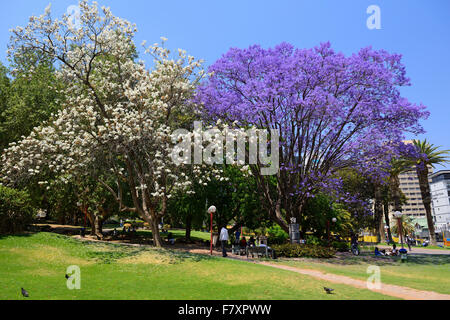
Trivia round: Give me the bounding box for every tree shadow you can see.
[0,232,36,240]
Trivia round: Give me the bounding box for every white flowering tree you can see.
[1,1,210,246]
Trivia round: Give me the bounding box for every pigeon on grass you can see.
[21,288,29,297]
[323,287,334,294]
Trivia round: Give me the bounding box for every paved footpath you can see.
[378,245,450,255]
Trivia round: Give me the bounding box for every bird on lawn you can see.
[65,274,71,280]
[323,287,334,294]
[21,288,29,297]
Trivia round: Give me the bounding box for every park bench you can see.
[231,244,247,256]
[246,245,276,259]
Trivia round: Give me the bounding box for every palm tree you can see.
[409,140,450,245]
[390,215,415,238]
[388,158,410,213]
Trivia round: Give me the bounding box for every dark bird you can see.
[65,274,71,280]
[21,288,29,297]
[323,287,334,294]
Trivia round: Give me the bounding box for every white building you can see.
[429,170,450,231]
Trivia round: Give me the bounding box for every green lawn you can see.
[274,253,450,294]
[0,232,396,300]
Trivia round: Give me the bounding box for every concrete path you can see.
[378,245,450,255]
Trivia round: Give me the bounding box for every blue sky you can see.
[1,0,449,170]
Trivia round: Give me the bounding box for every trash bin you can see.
[212,233,219,247]
[289,223,300,244]
[399,248,408,262]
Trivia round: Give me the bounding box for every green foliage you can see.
[267,224,289,245]
[0,55,64,151]
[337,168,376,231]
[411,139,450,168]
[301,193,354,239]
[0,185,35,234]
[167,165,268,231]
[306,234,325,246]
[271,243,336,258]
[331,241,350,252]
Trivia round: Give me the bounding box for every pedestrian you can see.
[406,235,412,251]
[234,229,241,245]
[220,226,229,257]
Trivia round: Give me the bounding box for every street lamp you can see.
[393,211,404,249]
[207,206,216,255]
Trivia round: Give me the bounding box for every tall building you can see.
[429,170,450,231]
[398,168,431,218]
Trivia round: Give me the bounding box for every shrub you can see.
[332,241,350,252]
[271,243,336,258]
[305,234,326,246]
[267,224,289,245]
[0,185,35,234]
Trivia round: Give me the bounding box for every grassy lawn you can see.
[274,253,450,295]
[0,232,397,300]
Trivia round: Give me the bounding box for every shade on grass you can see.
[0,232,396,300]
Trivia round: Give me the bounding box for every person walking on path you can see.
[406,235,412,251]
[220,226,229,257]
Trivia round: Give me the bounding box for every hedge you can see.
[271,243,336,258]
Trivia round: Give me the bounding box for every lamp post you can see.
[393,211,404,249]
[207,206,216,255]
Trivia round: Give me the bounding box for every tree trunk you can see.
[378,215,386,243]
[185,213,192,242]
[416,165,437,245]
[389,173,402,212]
[150,217,163,247]
[94,215,103,239]
[383,201,394,243]
[374,186,383,243]
[86,211,96,235]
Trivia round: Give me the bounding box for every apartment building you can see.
[429,170,450,231]
[398,168,431,218]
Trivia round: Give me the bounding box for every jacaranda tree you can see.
[196,42,429,232]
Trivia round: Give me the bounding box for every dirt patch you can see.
[117,251,175,265]
[6,245,93,266]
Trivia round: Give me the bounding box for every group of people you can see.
[219,226,260,257]
[374,243,408,256]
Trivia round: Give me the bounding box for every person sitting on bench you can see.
[239,236,247,248]
[167,232,175,245]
